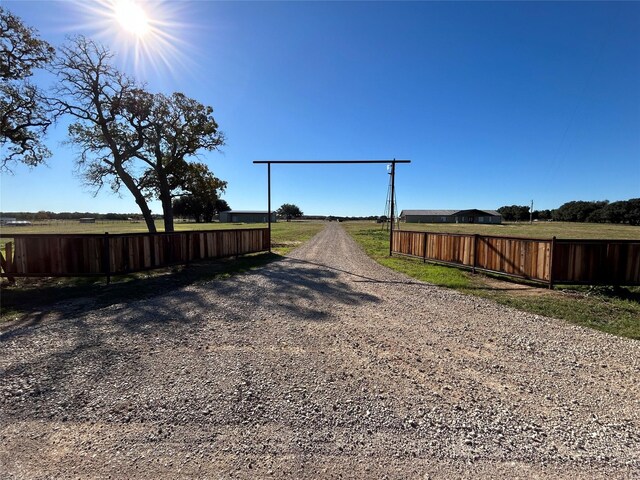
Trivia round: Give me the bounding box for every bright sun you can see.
[114,0,150,37]
[76,0,189,77]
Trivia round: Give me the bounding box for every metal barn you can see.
[400,209,502,224]
[219,211,277,223]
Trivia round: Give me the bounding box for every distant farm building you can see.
[79,218,96,224]
[0,217,17,225]
[400,209,502,224]
[219,211,277,223]
[4,220,32,226]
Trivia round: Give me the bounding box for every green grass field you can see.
[393,220,640,239]
[343,222,640,340]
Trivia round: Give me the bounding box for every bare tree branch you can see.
[1,7,54,171]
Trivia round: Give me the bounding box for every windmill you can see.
[382,163,398,231]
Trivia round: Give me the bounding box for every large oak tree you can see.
[51,36,158,231]
[0,7,55,171]
[52,36,225,232]
[132,92,225,231]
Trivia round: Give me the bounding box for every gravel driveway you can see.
[1,223,639,479]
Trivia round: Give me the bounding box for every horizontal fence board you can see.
[392,230,639,286]
[1,228,269,278]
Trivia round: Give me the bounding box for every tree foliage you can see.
[52,36,226,233]
[532,209,552,221]
[0,7,55,170]
[172,196,230,223]
[552,200,609,223]
[588,199,640,225]
[1,211,152,221]
[524,199,640,225]
[134,92,225,231]
[497,205,530,221]
[277,203,303,221]
[215,199,231,213]
[51,36,158,231]
[170,162,228,223]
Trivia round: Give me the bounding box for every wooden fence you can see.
[392,230,640,286]
[0,228,270,282]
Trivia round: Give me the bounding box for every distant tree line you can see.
[0,211,160,221]
[498,198,640,225]
[0,211,393,223]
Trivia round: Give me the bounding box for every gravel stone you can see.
[1,223,638,478]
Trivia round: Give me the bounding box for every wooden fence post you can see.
[548,236,556,290]
[103,232,111,285]
[472,234,478,274]
[423,232,428,263]
[186,232,191,266]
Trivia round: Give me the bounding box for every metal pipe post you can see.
[389,160,396,256]
[267,163,272,253]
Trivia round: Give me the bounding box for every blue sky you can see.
[1,1,639,216]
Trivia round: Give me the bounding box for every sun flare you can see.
[72,0,193,80]
[114,0,150,37]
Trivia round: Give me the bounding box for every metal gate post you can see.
[389,160,396,257]
[267,162,272,253]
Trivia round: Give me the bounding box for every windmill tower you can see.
[382,164,398,231]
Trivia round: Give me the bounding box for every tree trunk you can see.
[115,165,157,233]
[157,174,174,232]
[161,193,174,232]
[90,81,156,233]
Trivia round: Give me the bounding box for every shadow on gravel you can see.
[1,252,281,333]
[287,258,428,286]
[1,250,382,422]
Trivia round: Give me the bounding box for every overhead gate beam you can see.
[253,160,412,255]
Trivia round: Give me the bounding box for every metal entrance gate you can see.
[253,160,411,254]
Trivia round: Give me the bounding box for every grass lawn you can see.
[0,221,325,322]
[394,220,640,240]
[269,221,326,255]
[343,222,640,340]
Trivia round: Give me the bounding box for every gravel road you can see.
[1,223,639,479]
